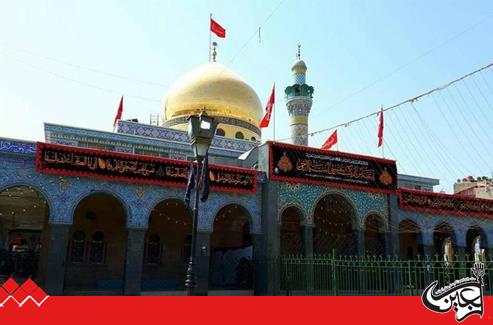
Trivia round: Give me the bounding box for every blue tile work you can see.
[117,120,258,153]
[278,182,388,229]
[0,140,36,155]
[45,123,191,152]
[45,122,255,158]
[0,143,261,234]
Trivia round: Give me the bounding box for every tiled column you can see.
[303,224,314,294]
[357,230,365,256]
[261,181,280,295]
[303,224,314,258]
[195,231,211,296]
[356,230,367,294]
[252,233,265,295]
[0,219,7,250]
[422,230,435,259]
[45,224,71,295]
[124,228,146,295]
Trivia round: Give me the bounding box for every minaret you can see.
[285,44,314,146]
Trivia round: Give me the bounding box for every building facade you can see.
[454,176,493,200]
[1,53,492,296]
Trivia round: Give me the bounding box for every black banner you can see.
[36,142,257,194]
[399,189,493,218]
[269,142,397,193]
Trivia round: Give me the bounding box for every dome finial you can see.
[296,43,301,60]
[211,42,218,62]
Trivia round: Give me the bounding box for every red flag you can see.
[322,129,338,150]
[113,96,123,127]
[210,18,226,38]
[259,84,275,128]
[377,107,384,147]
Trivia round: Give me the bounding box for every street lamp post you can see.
[185,111,217,296]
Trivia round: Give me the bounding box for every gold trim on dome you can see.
[292,66,307,74]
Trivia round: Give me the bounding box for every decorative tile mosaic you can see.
[0,140,36,155]
[279,182,388,228]
[0,146,262,234]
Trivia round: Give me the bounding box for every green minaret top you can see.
[285,44,314,100]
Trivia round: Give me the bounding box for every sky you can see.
[0,0,492,192]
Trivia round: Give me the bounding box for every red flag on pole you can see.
[377,106,384,147]
[259,84,275,128]
[321,129,338,150]
[113,96,123,127]
[210,18,226,38]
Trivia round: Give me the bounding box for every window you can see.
[215,128,225,136]
[70,231,86,263]
[158,152,169,158]
[87,143,115,151]
[251,136,257,141]
[144,234,161,264]
[235,132,244,139]
[134,148,159,157]
[89,231,106,264]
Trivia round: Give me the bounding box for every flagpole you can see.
[273,102,275,141]
[273,83,276,141]
[209,13,212,62]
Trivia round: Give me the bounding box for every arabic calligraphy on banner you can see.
[269,142,397,193]
[399,189,493,218]
[35,142,257,194]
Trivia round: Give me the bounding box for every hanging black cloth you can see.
[200,156,210,202]
[184,161,196,209]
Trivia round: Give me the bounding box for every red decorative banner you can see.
[35,142,257,194]
[399,188,493,219]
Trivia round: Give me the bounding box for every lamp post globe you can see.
[187,111,217,161]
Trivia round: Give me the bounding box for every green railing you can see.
[271,254,493,296]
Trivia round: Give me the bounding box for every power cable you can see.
[0,52,162,103]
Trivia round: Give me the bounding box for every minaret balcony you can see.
[284,84,314,99]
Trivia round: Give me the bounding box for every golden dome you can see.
[163,62,263,139]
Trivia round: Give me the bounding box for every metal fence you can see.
[270,253,492,296]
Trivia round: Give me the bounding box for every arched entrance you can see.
[64,193,127,294]
[0,186,49,285]
[142,199,192,291]
[313,194,356,256]
[399,219,424,259]
[466,226,487,261]
[209,204,253,290]
[364,214,386,256]
[433,222,455,257]
[280,207,304,256]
